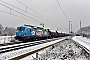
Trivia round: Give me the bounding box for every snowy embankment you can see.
[21,38,88,60]
[72,36,90,52]
[0,36,15,44]
[0,38,66,60]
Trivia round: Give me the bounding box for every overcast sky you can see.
[0,0,90,32]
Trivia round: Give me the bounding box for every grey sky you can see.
[0,0,90,32]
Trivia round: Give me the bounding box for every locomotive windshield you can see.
[17,27,25,31]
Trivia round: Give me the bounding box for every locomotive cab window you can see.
[29,29,31,32]
[17,27,25,31]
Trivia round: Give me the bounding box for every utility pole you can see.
[10,28,12,41]
[80,21,82,35]
[80,21,81,29]
[71,23,72,33]
[69,21,71,34]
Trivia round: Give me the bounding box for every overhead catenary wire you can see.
[0,2,41,22]
[16,0,59,28]
[0,3,55,29]
[57,0,70,32]
[57,0,69,21]
[16,0,49,21]
[0,2,56,29]
[0,0,60,30]
[0,0,46,21]
[0,0,58,28]
[0,0,54,27]
[0,9,31,21]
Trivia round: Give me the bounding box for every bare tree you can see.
[5,27,16,36]
[0,23,3,30]
[0,23,3,35]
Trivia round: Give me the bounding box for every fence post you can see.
[4,38,6,44]
[36,52,38,60]
[87,53,90,60]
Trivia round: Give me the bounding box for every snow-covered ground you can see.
[21,38,89,60]
[0,36,90,60]
[0,36,15,44]
[72,36,90,52]
[0,38,65,60]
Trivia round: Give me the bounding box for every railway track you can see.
[0,36,90,60]
[0,37,63,46]
[0,37,61,54]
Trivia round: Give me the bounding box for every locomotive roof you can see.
[18,25,44,30]
[24,24,43,29]
[24,24,35,27]
[18,26,32,28]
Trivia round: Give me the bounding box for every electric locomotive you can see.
[15,24,50,41]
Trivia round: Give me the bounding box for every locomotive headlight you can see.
[24,34,26,36]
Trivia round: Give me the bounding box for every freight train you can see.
[15,24,69,42]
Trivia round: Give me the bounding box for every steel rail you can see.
[0,38,60,54]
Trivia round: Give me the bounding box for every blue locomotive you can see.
[15,24,51,41]
[15,24,68,42]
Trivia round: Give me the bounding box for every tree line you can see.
[0,23,16,36]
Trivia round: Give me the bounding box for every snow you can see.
[0,36,89,60]
[75,56,87,60]
[0,36,15,44]
[0,38,60,52]
[0,38,66,60]
[72,36,90,52]
[20,39,88,60]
